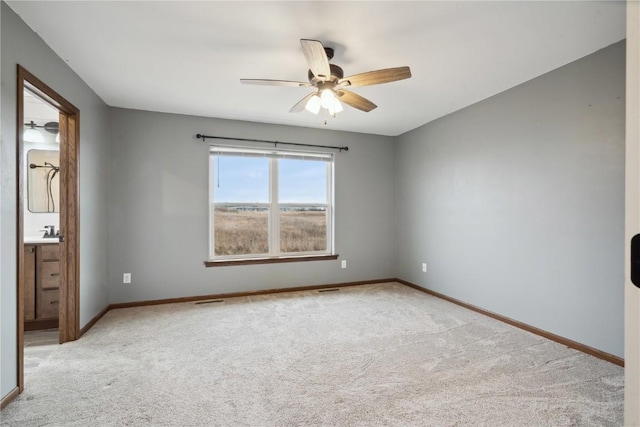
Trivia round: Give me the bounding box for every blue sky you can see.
[213,156,327,203]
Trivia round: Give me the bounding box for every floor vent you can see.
[318,288,340,293]
[195,299,224,305]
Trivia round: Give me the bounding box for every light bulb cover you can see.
[24,127,44,143]
[333,98,344,113]
[320,89,335,109]
[305,94,321,114]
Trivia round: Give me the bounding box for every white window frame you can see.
[209,146,334,261]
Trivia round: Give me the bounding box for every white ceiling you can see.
[7,1,625,136]
[24,90,59,124]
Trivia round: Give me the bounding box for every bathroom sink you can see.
[24,236,59,244]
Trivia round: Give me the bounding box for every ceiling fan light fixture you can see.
[305,94,322,114]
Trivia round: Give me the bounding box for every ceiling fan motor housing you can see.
[308,64,344,84]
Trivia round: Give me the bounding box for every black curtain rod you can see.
[196,134,348,152]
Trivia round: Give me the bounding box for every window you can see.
[209,146,334,261]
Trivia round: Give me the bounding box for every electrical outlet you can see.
[341,260,347,269]
[123,273,132,284]
[422,263,427,273]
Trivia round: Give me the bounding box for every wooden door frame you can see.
[16,65,80,392]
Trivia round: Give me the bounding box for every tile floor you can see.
[24,329,59,376]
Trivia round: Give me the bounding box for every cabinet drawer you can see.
[37,289,59,319]
[40,261,60,290]
[40,244,59,261]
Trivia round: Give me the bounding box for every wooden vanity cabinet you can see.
[24,243,60,330]
[24,245,36,321]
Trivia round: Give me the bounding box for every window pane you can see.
[213,156,269,203]
[214,206,269,256]
[279,159,326,203]
[280,207,326,253]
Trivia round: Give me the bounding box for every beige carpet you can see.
[1,282,623,426]
[23,329,59,377]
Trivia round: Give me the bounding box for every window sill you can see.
[205,254,338,267]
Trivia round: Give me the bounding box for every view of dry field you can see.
[214,208,326,255]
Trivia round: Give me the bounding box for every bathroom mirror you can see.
[27,149,60,213]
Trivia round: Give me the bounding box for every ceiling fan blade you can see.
[240,79,313,87]
[289,92,317,113]
[338,66,412,87]
[300,39,331,81]
[336,90,377,112]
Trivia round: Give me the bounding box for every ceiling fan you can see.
[240,39,411,116]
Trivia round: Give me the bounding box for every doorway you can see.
[16,65,80,393]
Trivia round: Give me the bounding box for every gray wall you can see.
[1,3,110,397]
[0,0,4,399]
[108,108,396,303]
[395,41,625,357]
